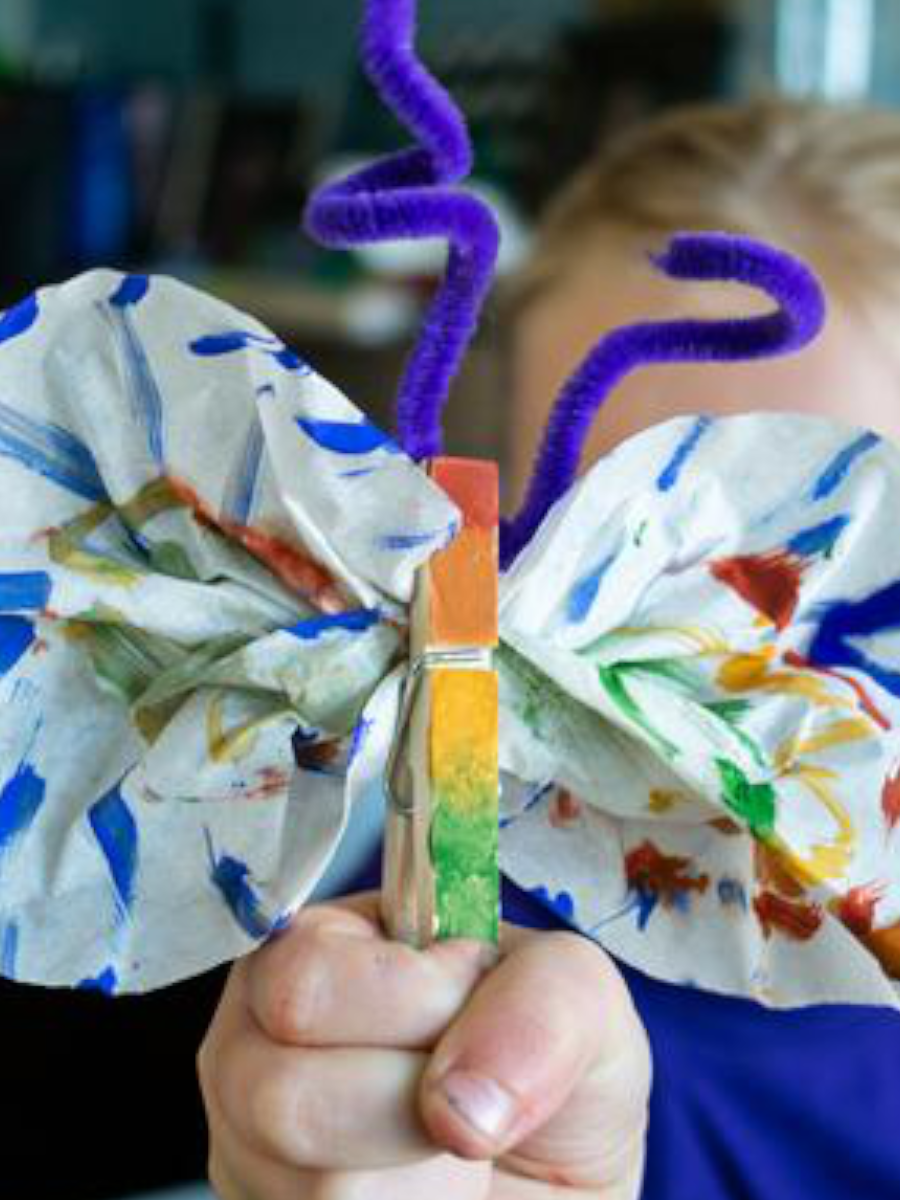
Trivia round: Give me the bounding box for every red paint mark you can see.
[754,890,823,941]
[244,768,290,802]
[835,881,886,937]
[708,817,742,836]
[293,739,341,773]
[625,840,709,906]
[882,768,900,831]
[784,650,891,730]
[754,842,804,898]
[548,788,583,829]
[430,458,499,531]
[859,922,900,978]
[710,551,803,630]
[167,476,346,613]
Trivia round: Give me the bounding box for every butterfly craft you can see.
[0,0,899,1009]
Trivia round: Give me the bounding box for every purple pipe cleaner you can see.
[500,232,827,568]
[304,0,500,460]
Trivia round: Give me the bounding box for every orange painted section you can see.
[427,458,498,648]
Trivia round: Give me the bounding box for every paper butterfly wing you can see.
[500,412,900,1007]
[0,271,458,992]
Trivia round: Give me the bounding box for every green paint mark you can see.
[704,700,767,769]
[716,758,776,839]
[146,540,200,581]
[597,665,680,759]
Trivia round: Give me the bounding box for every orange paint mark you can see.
[711,551,803,630]
[783,650,891,731]
[754,841,805,899]
[167,476,346,613]
[245,767,291,801]
[882,768,900,832]
[549,788,583,828]
[833,881,886,937]
[426,458,498,649]
[754,890,823,941]
[625,840,709,905]
[708,817,743,836]
[293,738,342,773]
[858,922,900,978]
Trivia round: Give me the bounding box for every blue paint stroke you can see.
[566,551,616,624]
[109,274,150,308]
[379,527,455,552]
[633,890,658,931]
[0,758,46,858]
[348,716,373,766]
[77,966,118,995]
[0,294,39,345]
[656,416,712,492]
[0,617,35,675]
[296,416,397,456]
[812,432,880,501]
[809,579,900,698]
[340,467,378,480]
[787,514,850,558]
[205,830,272,940]
[286,609,379,641]
[190,330,310,374]
[717,877,748,909]
[1,921,18,978]
[0,398,106,501]
[223,416,264,525]
[89,786,139,921]
[0,573,52,614]
[529,885,576,922]
[106,303,165,465]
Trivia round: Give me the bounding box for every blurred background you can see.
[0,0,894,1197]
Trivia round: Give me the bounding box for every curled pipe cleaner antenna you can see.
[500,233,827,568]
[305,0,500,460]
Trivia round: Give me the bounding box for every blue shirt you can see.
[358,850,900,1199]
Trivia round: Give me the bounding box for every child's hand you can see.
[199,893,651,1199]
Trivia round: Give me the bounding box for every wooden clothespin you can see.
[383,458,499,947]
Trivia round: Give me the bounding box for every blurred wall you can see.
[34,0,583,100]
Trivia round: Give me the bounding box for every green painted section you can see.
[431,791,499,944]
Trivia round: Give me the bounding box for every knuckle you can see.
[242,1059,301,1159]
[245,1056,325,1165]
[253,940,327,1045]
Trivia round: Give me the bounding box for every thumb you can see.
[419,930,651,1189]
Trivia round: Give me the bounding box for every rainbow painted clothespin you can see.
[382,458,500,948]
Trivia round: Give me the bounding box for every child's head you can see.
[507,99,900,504]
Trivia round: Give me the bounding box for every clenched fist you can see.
[199,894,651,1199]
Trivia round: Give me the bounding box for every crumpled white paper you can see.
[500,415,900,1008]
[1,270,899,1009]
[0,270,457,992]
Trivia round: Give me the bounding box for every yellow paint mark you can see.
[717,649,849,711]
[614,623,729,655]
[648,788,687,813]
[775,763,856,885]
[48,502,144,587]
[775,718,873,771]
[207,693,287,764]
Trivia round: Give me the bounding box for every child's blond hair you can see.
[513,99,900,321]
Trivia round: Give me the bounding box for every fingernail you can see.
[439,1071,516,1141]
